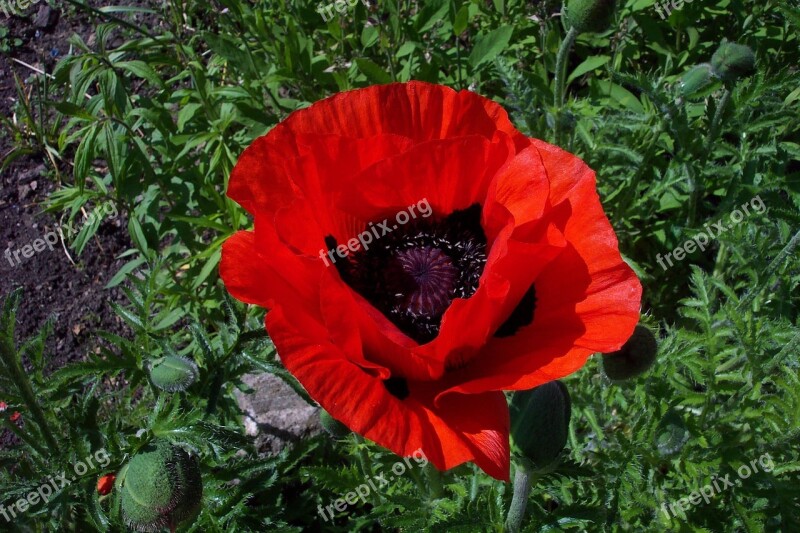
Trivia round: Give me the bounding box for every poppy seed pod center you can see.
[335,204,487,344]
[390,246,458,317]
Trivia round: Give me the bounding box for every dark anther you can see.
[335,204,487,344]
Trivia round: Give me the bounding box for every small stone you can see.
[235,373,320,455]
[34,5,59,31]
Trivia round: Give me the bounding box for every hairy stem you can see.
[505,465,534,532]
[553,26,578,145]
[688,87,732,225]
[425,463,444,499]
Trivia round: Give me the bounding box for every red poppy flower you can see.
[0,401,7,412]
[221,82,641,481]
[10,411,21,423]
[97,473,116,495]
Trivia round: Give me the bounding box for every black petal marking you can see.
[495,285,537,337]
[383,377,410,400]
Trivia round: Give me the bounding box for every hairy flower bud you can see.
[654,409,690,457]
[602,325,657,381]
[320,409,351,440]
[509,381,572,472]
[680,64,716,97]
[120,441,203,532]
[711,42,756,83]
[148,356,199,392]
[563,0,617,34]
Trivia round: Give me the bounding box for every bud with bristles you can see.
[148,356,199,392]
[680,63,716,97]
[119,441,203,532]
[320,410,351,440]
[711,42,756,83]
[509,381,572,473]
[563,0,617,34]
[654,409,690,457]
[602,325,657,381]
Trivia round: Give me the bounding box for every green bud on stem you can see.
[563,0,617,34]
[711,42,756,83]
[680,63,716,97]
[320,409,351,440]
[148,356,199,392]
[120,441,203,532]
[510,381,572,473]
[602,325,657,381]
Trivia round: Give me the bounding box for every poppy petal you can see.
[266,305,510,480]
[438,141,641,397]
[273,81,527,148]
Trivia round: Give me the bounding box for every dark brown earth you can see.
[0,1,161,448]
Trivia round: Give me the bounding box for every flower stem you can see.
[505,465,537,533]
[352,434,382,504]
[353,434,374,477]
[470,466,479,502]
[424,463,444,499]
[688,87,732,225]
[553,26,578,145]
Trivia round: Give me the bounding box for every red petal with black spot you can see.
[221,82,641,481]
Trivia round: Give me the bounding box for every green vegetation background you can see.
[1,0,798,531]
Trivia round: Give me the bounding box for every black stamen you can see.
[333,204,487,344]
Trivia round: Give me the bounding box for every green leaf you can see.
[567,55,611,84]
[73,126,99,190]
[355,58,393,84]
[116,60,164,88]
[177,103,203,132]
[453,5,469,36]
[110,302,145,331]
[468,25,513,69]
[54,101,97,121]
[105,256,147,289]
[128,216,149,255]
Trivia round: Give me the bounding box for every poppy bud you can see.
[148,356,199,392]
[602,325,657,381]
[509,381,572,472]
[654,409,690,457]
[320,409,351,440]
[680,64,715,97]
[710,42,756,83]
[120,441,203,533]
[97,474,116,496]
[562,0,617,34]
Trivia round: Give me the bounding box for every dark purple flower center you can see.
[330,204,487,344]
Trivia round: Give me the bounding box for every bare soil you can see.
[0,0,161,448]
